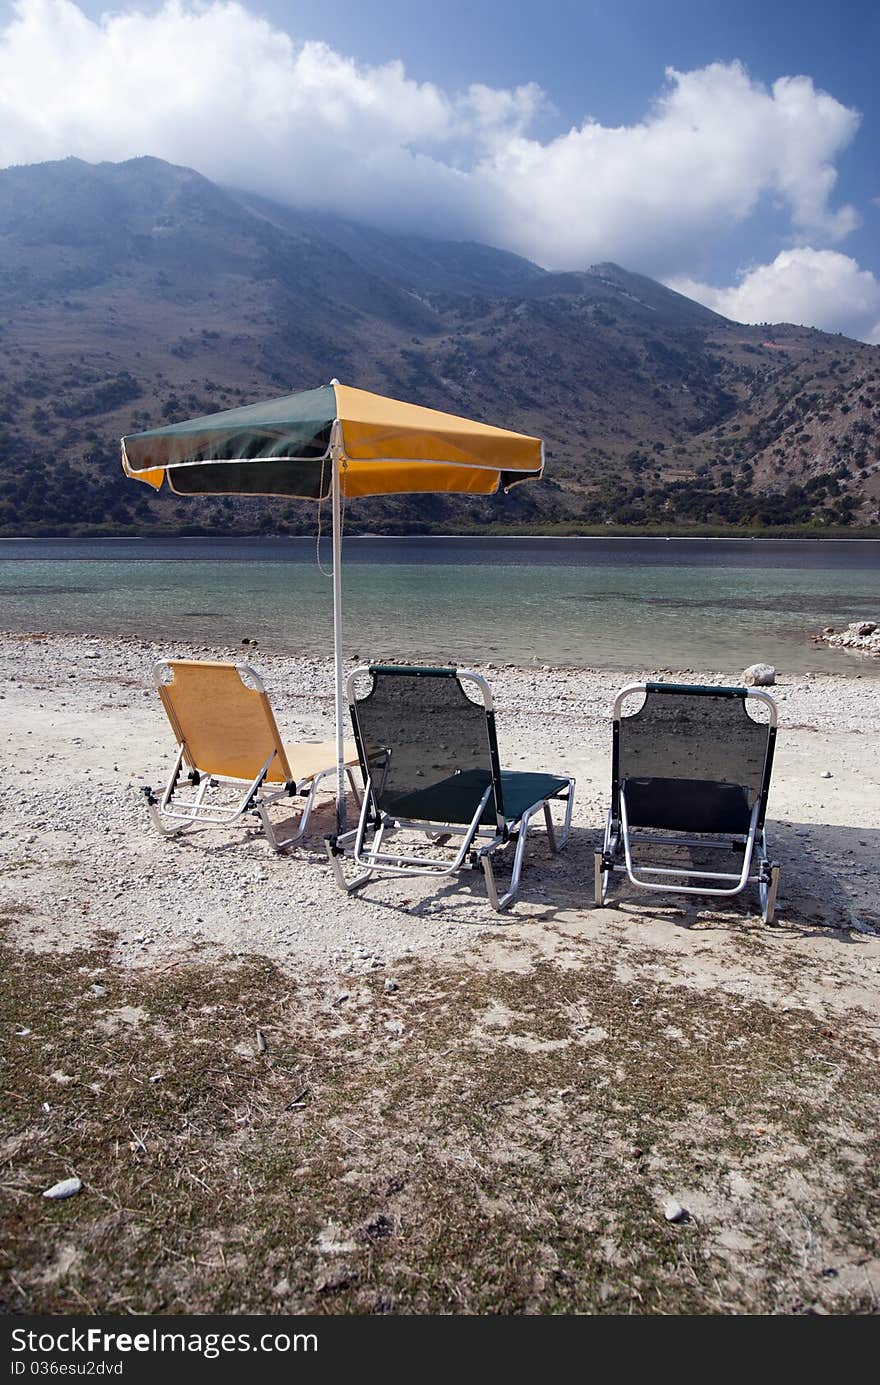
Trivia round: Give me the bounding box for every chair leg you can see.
[260,764,362,852]
[258,797,308,852]
[542,779,575,853]
[482,810,536,912]
[326,834,375,894]
[594,812,616,906]
[761,863,780,924]
[594,850,605,906]
[345,766,362,809]
[481,852,501,911]
[144,791,194,837]
[544,801,558,851]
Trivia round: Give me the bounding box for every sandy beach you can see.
[3,629,879,962]
[2,630,879,1313]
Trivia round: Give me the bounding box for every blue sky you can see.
[1,0,878,338]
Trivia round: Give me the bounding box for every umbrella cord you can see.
[314,454,347,578]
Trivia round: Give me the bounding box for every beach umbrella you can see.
[121,379,544,832]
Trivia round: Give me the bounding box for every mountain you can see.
[1,155,878,536]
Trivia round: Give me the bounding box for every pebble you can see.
[383,979,399,993]
[42,1176,83,1200]
[663,1198,688,1223]
[384,1019,405,1036]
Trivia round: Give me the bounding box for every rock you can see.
[820,771,833,779]
[662,1197,688,1223]
[42,1176,82,1200]
[383,978,398,994]
[315,1269,352,1293]
[384,1019,405,1037]
[743,663,776,687]
[364,1214,394,1240]
[818,620,880,657]
[315,1224,357,1254]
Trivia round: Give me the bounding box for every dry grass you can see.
[1,920,878,1315]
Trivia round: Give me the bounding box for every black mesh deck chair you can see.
[327,664,575,910]
[595,682,780,922]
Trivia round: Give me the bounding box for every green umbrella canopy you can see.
[121,382,544,499]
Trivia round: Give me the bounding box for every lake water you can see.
[0,536,878,676]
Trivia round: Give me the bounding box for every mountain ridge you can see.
[0,155,877,535]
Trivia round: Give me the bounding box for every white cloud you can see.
[668,249,880,344]
[476,62,860,269]
[0,0,866,277]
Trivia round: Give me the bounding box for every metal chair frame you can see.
[144,660,359,851]
[595,682,780,922]
[328,665,574,911]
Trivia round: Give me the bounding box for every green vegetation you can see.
[2,926,878,1314]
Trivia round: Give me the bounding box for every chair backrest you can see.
[349,665,504,826]
[155,660,293,784]
[613,682,776,828]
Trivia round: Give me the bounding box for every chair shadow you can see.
[530,818,879,943]
[400,817,880,944]
[155,791,880,945]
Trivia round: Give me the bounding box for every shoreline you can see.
[3,531,880,543]
[2,624,880,681]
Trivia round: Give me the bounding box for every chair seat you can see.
[500,770,571,823]
[285,740,359,786]
[384,767,569,826]
[622,776,752,834]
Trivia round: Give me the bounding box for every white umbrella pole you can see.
[330,426,346,835]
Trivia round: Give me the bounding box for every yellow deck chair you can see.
[143,659,359,850]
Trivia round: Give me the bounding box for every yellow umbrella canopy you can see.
[121,379,544,832]
[122,381,544,498]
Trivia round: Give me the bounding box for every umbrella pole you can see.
[330,426,346,835]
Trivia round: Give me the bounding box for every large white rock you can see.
[743,663,776,686]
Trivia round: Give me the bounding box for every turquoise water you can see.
[0,537,878,675]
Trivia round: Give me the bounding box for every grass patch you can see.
[1,930,878,1315]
